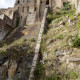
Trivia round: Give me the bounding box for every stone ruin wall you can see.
[0,8,14,19]
[14,0,35,26]
[0,19,12,41]
[0,8,13,41]
[76,0,80,13]
[14,0,63,26]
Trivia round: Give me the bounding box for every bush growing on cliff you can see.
[72,34,80,47]
[34,63,44,80]
[67,71,78,79]
[47,13,54,23]
[62,2,71,11]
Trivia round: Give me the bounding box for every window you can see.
[46,0,49,5]
[27,6,29,12]
[17,0,20,4]
[27,0,29,2]
[23,0,25,2]
[22,7,24,12]
[21,16,22,20]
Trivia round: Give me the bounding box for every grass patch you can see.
[68,71,78,79]
[57,35,64,39]
[0,38,35,61]
[72,34,80,47]
[34,63,44,80]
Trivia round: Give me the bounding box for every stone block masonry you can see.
[29,5,49,80]
[0,14,12,27]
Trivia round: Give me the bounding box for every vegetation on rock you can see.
[36,2,80,80]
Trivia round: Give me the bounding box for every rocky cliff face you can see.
[0,19,12,41]
[0,38,35,80]
[0,8,13,41]
[0,8,13,19]
[35,6,80,80]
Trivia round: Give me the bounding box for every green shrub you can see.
[30,38,36,42]
[48,75,57,80]
[34,63,44,80]
[78,13,80,16]
[47,13,54,23]
[68,71,78,79]
[77,21,80,33]
[72,34,80,47]
[57,35,64,39]
[62,2,71,11]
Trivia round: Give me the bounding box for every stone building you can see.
[13,0,80,26]
[0,8,13,41]
[14,0,63,26]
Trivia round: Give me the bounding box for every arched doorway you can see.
[46,0,49,5]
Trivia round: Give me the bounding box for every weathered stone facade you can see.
[14,0,63,26]
[0,19,12,41]
[0,8,13,41]
[14,0,80,26]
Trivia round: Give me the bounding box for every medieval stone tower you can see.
[13,0,63,27]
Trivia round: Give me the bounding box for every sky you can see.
[0,0,16,8]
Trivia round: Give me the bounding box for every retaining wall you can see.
[29,5,49,80]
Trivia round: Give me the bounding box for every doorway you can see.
[46,0,49,5]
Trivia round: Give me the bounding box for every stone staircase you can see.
[26,12,36,25]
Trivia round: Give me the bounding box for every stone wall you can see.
[29,5,49,80]
[14,0,37,26]
[0,8,14,41]
[51,0,63,10]
[0,19,12,41]
[0,8,13,19]
[14,0,63,26]
[76,0,80,13]
[12,11,20,27]
[0,14,12,27]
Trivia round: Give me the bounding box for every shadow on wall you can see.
[12,11,20,28]
[2,26,26,46]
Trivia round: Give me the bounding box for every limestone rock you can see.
[56,51,66,57]
[0,56,5,65]
[0,61,9,80]
[8,61,17,79]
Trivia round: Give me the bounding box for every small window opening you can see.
[23,0,25,2]
[27,6,29,12]
[46,0,49,5]
[27,0,29,2]
[17,0,20,4]
[35,7,36,11]
[22,7,24,12]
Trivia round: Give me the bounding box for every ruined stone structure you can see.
[14,0,80,26]
[0,8,13,41]
[0,0,80,41]
[14,0,63,26]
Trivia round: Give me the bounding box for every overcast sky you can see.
[0,0,16,8]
